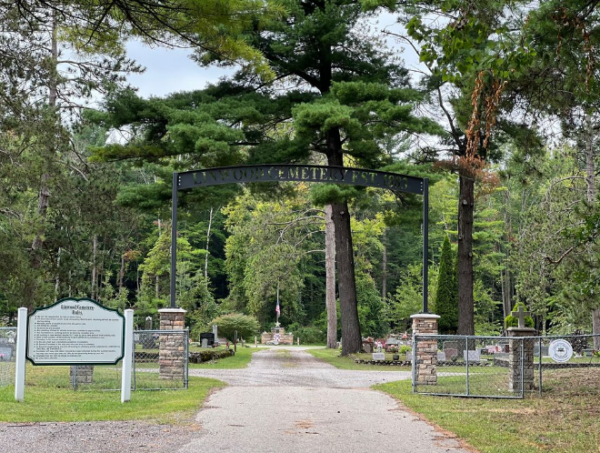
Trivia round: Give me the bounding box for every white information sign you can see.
[548,339,573,363]
[27,298,124,365]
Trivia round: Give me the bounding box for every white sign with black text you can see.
[27,298,124,365]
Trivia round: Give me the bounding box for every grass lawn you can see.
[188,345,259,369]
[307,347,411,371]
[0,375,225,423]
[375,368,600,453]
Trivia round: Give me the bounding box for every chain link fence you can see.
[413,334,523,398]
[5,328,188,391]
[413,333,600,399]
[0,327,17,387]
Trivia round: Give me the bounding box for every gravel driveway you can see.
[2,348,476,453]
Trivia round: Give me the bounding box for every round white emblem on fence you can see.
[548,339,573,363]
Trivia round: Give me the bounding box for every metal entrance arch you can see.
[170,164,429,311]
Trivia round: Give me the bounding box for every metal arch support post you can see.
[422,178,429,313]
[170,173,178,309]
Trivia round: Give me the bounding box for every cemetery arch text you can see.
[171,164,429,312]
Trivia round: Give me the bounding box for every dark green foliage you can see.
[505,302,534,329]
[288,323,326,344]
[436,236,458,333]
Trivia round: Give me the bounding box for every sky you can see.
[124,13,422,99]
[125,41,234,98]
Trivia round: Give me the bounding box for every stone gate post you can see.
[158,308,186,380]
[507,327,536,392]
[411,313,440,385]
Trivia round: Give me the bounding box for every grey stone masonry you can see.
[159,308,186,380]
[411,313,440,385]
[70,365,93,385]
[507,327,536,392]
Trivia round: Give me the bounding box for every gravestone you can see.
[443,341,459,360]
[0,346,12,361]
[145,316,153,330]
[201,338,208,349]
[437,351,446,362]
[533,344,549,356]
[212,325,218,345]
[463,350,480,363]
[200,332,215,347]
[444,348,458,361]
[363,343,372,353]
[372,352,385,361]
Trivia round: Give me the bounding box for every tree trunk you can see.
[27,14,58,310]
[205,207,214,283]
[91,234,98,299]
[325,128,361,355]
[55,246,62,301]
[584,115,600,349]
[325,204,337,349]
[457,175,475,335]
[501,189,513,324]
[118,253,125,295]
[381,228,387,303]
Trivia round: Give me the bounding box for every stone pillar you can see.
[507,327,536,392]
[411,313,440,385]
[158,308,186,380]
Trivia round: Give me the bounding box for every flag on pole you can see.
[275,281,280,317]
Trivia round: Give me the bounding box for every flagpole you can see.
[276,281,280,327]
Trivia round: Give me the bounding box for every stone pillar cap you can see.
[410,313,440,319]
[158,308,187,313]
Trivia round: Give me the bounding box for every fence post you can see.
[507,327,536,394]
[410,313,440,387]
[158,308,187,380]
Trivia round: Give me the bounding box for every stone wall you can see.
[261,327,294,345]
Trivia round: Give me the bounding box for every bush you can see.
[399,345,412,354]
[504,302,534,329]
[287,323,325,344]
[211,313,260,341]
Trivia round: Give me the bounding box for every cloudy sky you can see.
[124,13,422,99]
[125,41,234,98]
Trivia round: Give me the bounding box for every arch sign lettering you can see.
[170,164,430,311]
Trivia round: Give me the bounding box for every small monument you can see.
[212,324,219,346]
[261,283,293,344]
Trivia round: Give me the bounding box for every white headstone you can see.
[212,325,218,344]
[463,350,480,362]
[201,338,208,349]
[372,352,385,361]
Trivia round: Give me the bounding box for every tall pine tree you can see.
[435,236,458,333]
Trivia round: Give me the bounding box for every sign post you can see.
[121,309,134,403]
[14,307,27,402]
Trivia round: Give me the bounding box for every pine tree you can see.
[435,236,458,333]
